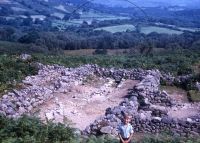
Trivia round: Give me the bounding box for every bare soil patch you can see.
[162,86,200,119]
[34,77,139,130]
[161,86,188,103]
[168,103,200,119]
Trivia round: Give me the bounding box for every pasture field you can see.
[52,11,130,28]
[178,27,200,32]
[155,22,200,32]
[64,49,131,56]
[64,48,171,56]
[94,24,135,33]
[140,26,183,35]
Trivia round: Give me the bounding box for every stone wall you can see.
[86,69,200,138]
[0,64,96,118]
[0,64,150,118]
[0,63,199,137]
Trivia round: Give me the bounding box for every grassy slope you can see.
[94,24,135,33]
[140,26,183,35]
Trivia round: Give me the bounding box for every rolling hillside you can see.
[0,0,129,28]
[0,0,79,20]
[93,0,200,8]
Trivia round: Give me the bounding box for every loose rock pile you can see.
[0,63,199,137]
[0,64,97,118]
[0,64,151,118]
[86,69,200,138]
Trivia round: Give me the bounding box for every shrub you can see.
[0,55,38,94]
[93,49,108,55]
[0,115,75,143]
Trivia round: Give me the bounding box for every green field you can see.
[141,26,183,35]
[178,27,200,32]
[155,22,200,32]
[94,24,135,33]
[52,11,130,28]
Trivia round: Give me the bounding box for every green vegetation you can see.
[1,49,199,95]
[0,41,49,54]
[34,49,200,76]
[1,114,200,143]
[0,55,38,94]
[0,115,75,143]
[188,90,200,102]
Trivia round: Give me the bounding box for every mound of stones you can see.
[86,70,200,138]
[0,63,199,137]
[0,64,98,118]
[0,64,154,118]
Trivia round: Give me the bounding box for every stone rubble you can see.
[85,68,200,138]
[0,64,96,118]
[0,63,199,137]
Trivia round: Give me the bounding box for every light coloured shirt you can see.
[118,123,134,138]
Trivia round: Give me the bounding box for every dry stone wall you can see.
[86,69,200,138]
[0,64,97,118]
[0,64,149,118]
[0,63,199,137]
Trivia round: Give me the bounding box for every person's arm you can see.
[127,133,133,142]
[127,125,134,142]
[118,134,125,143]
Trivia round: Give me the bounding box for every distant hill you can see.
[92,0,200,8]
[0,0,92,21]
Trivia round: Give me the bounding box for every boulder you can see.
[19,54,32,61]
[161,117,173,124]
[100,126,113,134]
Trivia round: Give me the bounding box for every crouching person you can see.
[118,115,134,143]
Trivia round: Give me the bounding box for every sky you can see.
[92,0,200,8]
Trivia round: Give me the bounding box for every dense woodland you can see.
[0,24,200,53]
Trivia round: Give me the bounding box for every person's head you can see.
[123,115,131,125]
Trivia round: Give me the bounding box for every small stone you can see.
[45,112,54,120]
[19,54,32,61]
[27,106,33,111]
[0,110,6,116]
[186,118,193,123]
[19,107,26,114]
[71,110,78,115]
[2,95,8,99]
[152,117,162,122]
[6,107,15,115]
